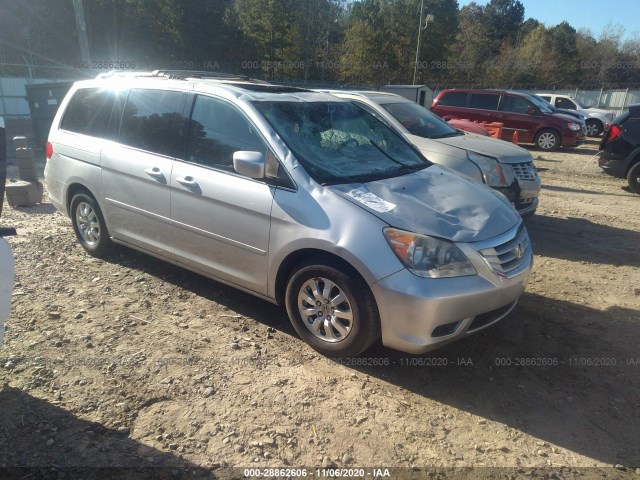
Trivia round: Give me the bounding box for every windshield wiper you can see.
[431,131,463,139]
[368,139,424,170]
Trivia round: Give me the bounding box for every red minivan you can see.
[431,89,586,151]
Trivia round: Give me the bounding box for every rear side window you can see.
[555,97,576,110]
[119,89,185,157]
[437,91,467,107]
[623,109,640,133]
[469,93,500,111]
[500,95,531,114]
[186,95,267,172]
[60,88,116,138]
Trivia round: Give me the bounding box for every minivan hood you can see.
[584,107,615,116]
[552,112,583,124]
[328,165,520,243]
[426,132,533,164]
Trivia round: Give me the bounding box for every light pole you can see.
[413,2,434,85]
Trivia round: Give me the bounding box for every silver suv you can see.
[323,91,541,216]
[44,71,533,357]
[537,93,616,137]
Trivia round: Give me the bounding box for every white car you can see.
[0,115,14,346]
[537,93,616,137]
[321,90,541,216]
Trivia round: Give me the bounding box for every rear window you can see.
[437,91,467,107]
[60,88,116,138]
[119,89,185,157]
[469,93,500,111]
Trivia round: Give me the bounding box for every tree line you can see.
[0,0,639,89]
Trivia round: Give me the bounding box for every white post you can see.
[413,0,425,85]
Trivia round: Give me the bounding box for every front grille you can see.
[512,162,537,181]
[467,301,516,332]
[476,226,531,278]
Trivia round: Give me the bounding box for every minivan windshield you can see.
[524,94,554,114]
[253,101,430,185]
[381,102,462,139]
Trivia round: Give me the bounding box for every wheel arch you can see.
[274,248,371,307]
[625,148,640,175]
[66,183,99,214]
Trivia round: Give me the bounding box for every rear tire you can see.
[627,162,640,194]
[285,259,380,357]
[535,129,561,151]
[70,193,114,258]
[586,119,603,137]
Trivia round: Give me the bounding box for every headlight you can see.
[383,228,477,278]
[467,152,509,187]
[568,123,581,131]
[606,112,615,121]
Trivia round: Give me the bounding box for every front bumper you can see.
[562,129,586,147]
[370,224,532,354]
[495,177,541,216]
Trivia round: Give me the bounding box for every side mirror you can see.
[233,151,265,179]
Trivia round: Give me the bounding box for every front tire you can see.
[535,129,561,151]
[586,119,603,137]
[627,162,640,194]
[285,259,380,357]
[70,193,114,257]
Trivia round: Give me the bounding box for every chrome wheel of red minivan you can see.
[535,129,560,151]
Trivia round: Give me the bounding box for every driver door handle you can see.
[144,167,165,180]
[176,176,199,188]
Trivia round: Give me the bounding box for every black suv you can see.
[599,103,640,194]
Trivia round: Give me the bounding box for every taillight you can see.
[46,142,53,160]
[607,125,623,142]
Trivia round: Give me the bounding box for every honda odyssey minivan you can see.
[45,71,533,357]
[432,89,586,151]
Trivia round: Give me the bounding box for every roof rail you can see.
[95,71,159,79]
[94,69,268,83]
[151,70,265,82]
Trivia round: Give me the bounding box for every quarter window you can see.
[60,88,116,138]
[438,91,467,107]
[119,89,185,157]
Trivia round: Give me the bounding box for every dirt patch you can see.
[1,139,639,476]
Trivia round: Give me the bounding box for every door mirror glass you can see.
[233,151,265,178]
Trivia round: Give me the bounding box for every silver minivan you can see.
[45,71,533,357]
[323,91,541,216]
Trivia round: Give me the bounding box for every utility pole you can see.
[413,0,425,85]
[413,3,434,85]
[73,0,92,65]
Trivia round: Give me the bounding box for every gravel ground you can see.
[0,139,639,479]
